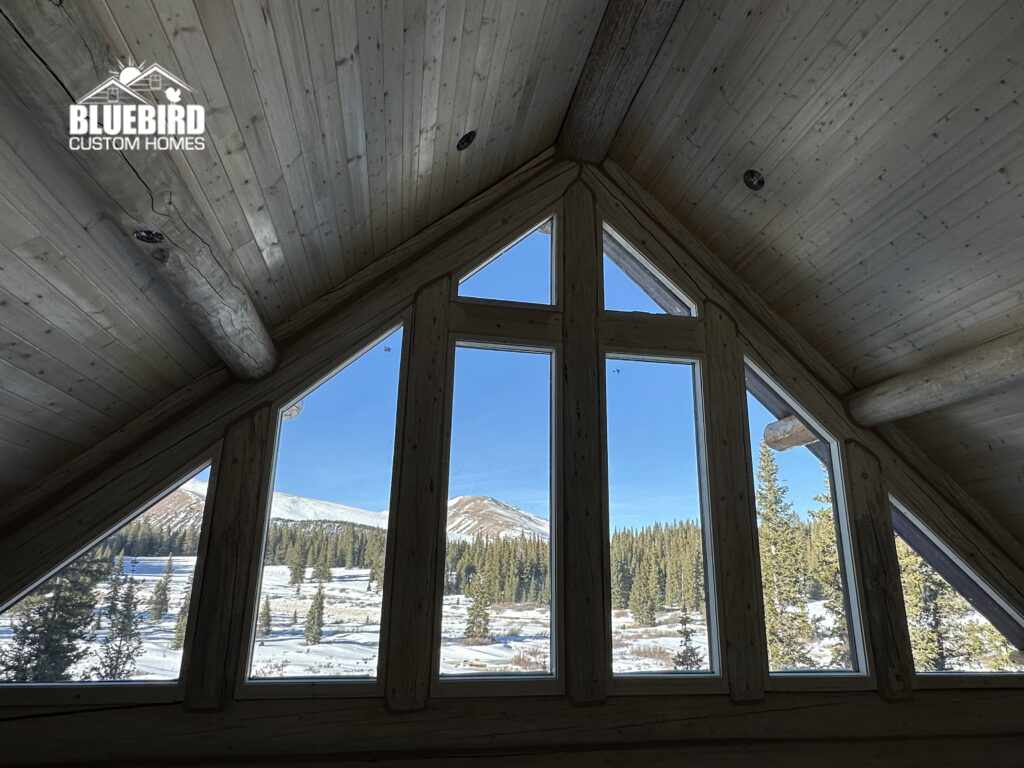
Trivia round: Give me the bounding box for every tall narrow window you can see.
[602,224,695,316]
[605,356,715,674]
[247,328,403,680]
[745,364,862,673]
[457,218,554,305]
[0,465,211,684]
[893,500,1024,673]
[439,344,554,676]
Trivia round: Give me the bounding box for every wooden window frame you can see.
[0,451,221,706]
[890,497,1024,690]
[452,205,562,312]
[233,319,412,702]
[744,359,873,691]
[600,222,699,317]
[430,337,564,698]
[7,159,1024,726]
[599,345,728,697]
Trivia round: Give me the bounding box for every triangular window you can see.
[892,500,1024,673]
[602,224,695,316]
[0,464,212,684]
[744,362,864,673]
[457,218,554,305]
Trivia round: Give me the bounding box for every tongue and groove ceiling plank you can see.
[610,0,1024,535]
[0,0,604,500]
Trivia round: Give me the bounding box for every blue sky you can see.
[605,357,701,529]
[448,346,551,516]
[458,221,552,304]
[272,327,403,512]
[267,223,829,526]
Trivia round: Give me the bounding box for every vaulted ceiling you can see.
[0,0,1022,545]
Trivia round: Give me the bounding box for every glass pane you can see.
[606,357,713,674]
[894,508,1024,673]
[0,465,210,683]
[248,328,402,680]
[440,345,553,676]
[745,367,858,672]
[458,218,553,305]
[602,225,693,316]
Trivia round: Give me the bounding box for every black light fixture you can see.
[456,130,476,151]
[134,229,165,244]
[743,169,765,191]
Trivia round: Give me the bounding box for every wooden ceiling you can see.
[610,0,1024,537]
[0,0,603,497]
[1,0,1022,546]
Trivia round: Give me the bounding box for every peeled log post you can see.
[152,247,277,379]
[848,330,1024,426]
[763,415,817,451]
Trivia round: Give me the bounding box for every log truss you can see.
[1,156,1023,764]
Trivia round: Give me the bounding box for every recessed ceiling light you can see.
[457,130,476,151]
[743,169,765,191]
[134,229,165,244]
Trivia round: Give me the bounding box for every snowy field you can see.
[0,555,196,682]
[252,566,555,678]
[0,563,900,682]
[611,608,711,673]
[439,596,552,675]
[250,565,382,678]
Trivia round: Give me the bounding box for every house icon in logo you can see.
[126,64,193,99]
[77,77,149,105]
[76,62,194,105]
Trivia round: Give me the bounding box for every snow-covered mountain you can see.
[446,496,549,541]
[141,487,207,530]
[268,492,388,528]
[145,484,548,542]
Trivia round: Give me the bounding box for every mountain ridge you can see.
[146,485,549,542]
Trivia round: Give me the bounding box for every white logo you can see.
[68,58,206,152]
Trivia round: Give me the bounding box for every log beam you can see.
[558,0,684,163]
[148,245,277,379]
[0,1,277,379]
[763,415,817,451]
[847,329,1024,426]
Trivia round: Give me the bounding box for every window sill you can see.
[0,680,182,707]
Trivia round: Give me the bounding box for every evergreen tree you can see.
[104,553,126,629]
[897,536,968,671]
[170,575,192,652]
[0,558,105,682]
[610,553,630,609]
[149,555,173,621]
[94,568,144,680]
[304,585,325,645]
[259,595,273,638]
[464,572,493,642]
[755,442,815,669]
[313,550,332,583]
[807,481,850,668]
[672,611,703,671]
[629,556,660,627]
[286,543,307,586]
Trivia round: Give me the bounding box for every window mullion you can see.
[383,277,452,711]
[561,181,610,703]
[184,406,274,710]
[845,440,915,699]
[702,302,768,701]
